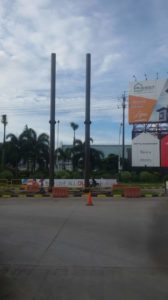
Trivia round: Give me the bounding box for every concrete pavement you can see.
[0,197,168,299]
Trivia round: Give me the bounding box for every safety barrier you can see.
[52,187,69,198]
[124,187,141,198]
[112,183,127,191]
[27,182,40,193]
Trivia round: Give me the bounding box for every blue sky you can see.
[0,0,168,146]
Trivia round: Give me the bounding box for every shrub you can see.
[139,171,152,182]
[163,174,168,182]
[17,170,30,179]
[0,170,13,180]
[56,170,72,179]
[113,188,123,195]
[151,172,160,182]
[120,171,132,182]
[131,172,139,182]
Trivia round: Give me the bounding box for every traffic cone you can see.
[87,192,93,206]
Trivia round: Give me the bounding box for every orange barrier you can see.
[124,187,141,198]
[112,183,127,191]
[20,184,27,190]
[27,182,40,193]
[52,187,69,198]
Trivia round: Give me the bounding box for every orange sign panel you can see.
[129,96,157,123]
[128,79,168,124]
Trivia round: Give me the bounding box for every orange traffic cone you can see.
[87,192,93,206]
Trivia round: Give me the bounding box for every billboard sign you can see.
[129,79,168,124]
[161,135,168,167]
[132,132,160,167]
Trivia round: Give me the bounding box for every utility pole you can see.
[56,120,60,171]
[122,93,126,170]
[84,53,91,188]
[1,114,8,169]
[49,53,56,190]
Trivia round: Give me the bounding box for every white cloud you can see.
[0,0,167,144]
[98,53,123,74]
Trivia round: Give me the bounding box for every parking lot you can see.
[0,196,168,299]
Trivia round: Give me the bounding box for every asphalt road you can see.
[0,196,168,299]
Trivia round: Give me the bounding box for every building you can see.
[62,144,131,159]
[58,144,131,171]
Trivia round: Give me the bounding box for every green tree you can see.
[102,154,118,174]
[71,139,104,173]
[70,122,79,144]
[5,133,21,169]
[55,147,72,170]
[7,126,49,174]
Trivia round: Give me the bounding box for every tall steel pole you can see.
[56,120,60,171]
[49,53,56,189]
[122,93,126,170]
[1,114,7,169]
[84,53,91,188]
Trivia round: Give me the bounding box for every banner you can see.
[21,179,117,188]
[132,132,160,167]
[161,135,168,167]
[129,79,168,123]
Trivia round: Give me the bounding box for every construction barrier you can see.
[112,183,127,191]
[27,181,40,193]
[52,187,69,198]
[124,187,141,198]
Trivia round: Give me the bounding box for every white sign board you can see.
[132,132,160,167]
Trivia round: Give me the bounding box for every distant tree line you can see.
[0,123,130,179]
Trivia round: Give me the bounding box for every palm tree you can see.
[19,126,37,173]
[70,122,79,144]
[6,133,21,169]
[7,126,49,174]
[55,147,72,170]
[5,126,49,174]
[35,133,49,171]
[71,139,104,172]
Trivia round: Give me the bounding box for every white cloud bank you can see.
[0,0,167,144]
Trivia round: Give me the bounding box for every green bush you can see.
[151,172,160,182]
[56,170,72,179]
[139,171,152,182]
[0,170,13,180]
[131,172,139,182]
[113,188,123,195]
[120,171,132,182]
[17,170,30,179]
[163,174,168,182]
[30,170,49,179]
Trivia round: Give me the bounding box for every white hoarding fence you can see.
[21,179,117,188]
[132,132,160,167]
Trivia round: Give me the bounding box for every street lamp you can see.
[1,114,8,143]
